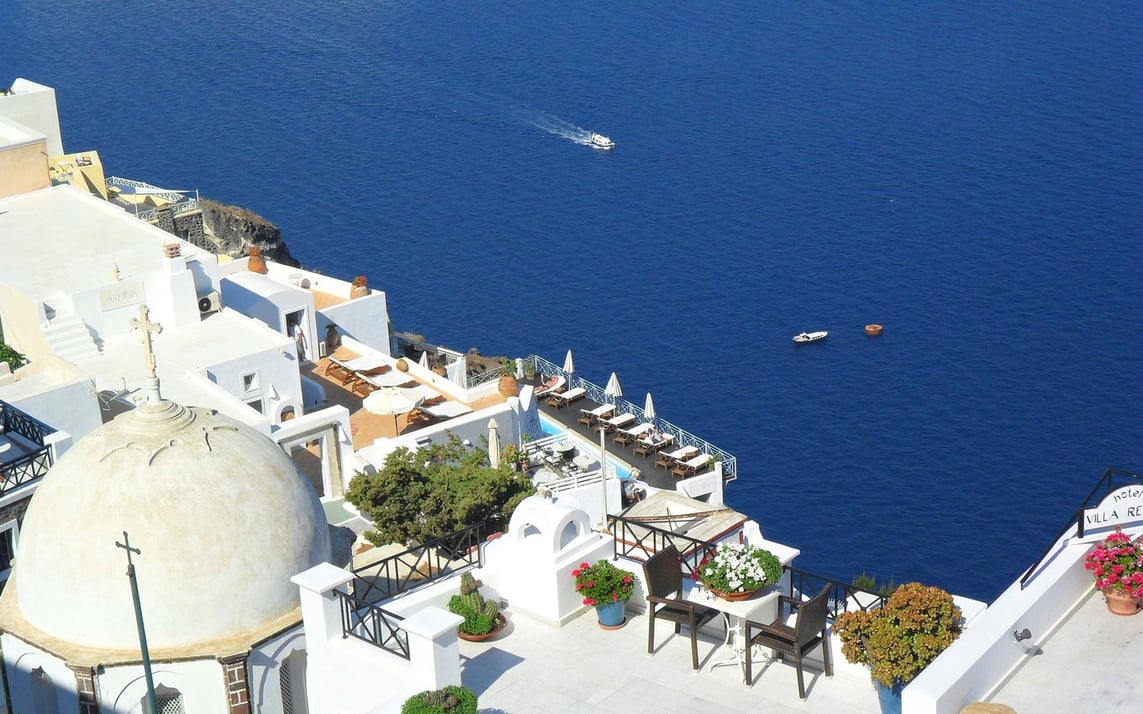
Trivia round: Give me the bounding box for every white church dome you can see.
[13,400,331,651]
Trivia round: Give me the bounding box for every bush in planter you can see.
[447,573,501,636]
[400,685,477,714]
[0,341,27,371]
[833,581,963,691]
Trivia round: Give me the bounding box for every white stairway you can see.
[43,316,102,364]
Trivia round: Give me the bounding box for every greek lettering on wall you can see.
[99,281,145,312]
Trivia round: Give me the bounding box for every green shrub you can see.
[834,582,963,688]
[400,685,477,714]
[0,342,27,370]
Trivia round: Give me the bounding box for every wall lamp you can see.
[1013,628,1031,642]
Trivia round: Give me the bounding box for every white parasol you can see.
[644,392,656,424]
[488,418,501,468]
[362,387,424,434]
[419,351,429,369]
[604,372,623,407]
[563,349,575,388]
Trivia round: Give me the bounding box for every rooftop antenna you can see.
[129,304,163,404]
[116,531,159,714]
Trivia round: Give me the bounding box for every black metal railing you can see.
[336,590,409,659]
[1020,467,1143,590]
[0,401,53,446]
[0,400,55,496]
[609,513,718,577]
[785,565,888,619]
[351,521,487,604]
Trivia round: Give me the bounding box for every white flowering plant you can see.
[694,543,782,593]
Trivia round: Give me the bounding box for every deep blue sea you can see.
[6,1,1141,602]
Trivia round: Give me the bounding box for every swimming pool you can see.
[537,412,634,480]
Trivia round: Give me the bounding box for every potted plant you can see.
[572,559,636,629]
[1084,527,1143,615]
[350,274,369,298]
[447,573,505,641]
[400,685,477,714]
[694,542,782,601]
[833,582,963,714]
[0,341,28,371]
[497,357,518,399]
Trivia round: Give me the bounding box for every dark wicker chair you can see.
[642,544,721,670]
[744,586,833,699]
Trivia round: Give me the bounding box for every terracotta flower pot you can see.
[707,586,761,602]
[1102,587,1141,616]
[457,614,507,642]
[498,374,518,399]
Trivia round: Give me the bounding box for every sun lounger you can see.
[598,412,636,434]
[359,371,417,389]
[534,375,566,397]
[613,422,654,446]
[325,355,389,385]
[577,403,614,426]
[546,387,586,409]
[412,384,446,406]
[634,433,674,457]
[419,401,473,420]
[672,454,711,479]
[655,445,698,470]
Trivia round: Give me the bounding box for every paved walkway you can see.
[458,605,880,714]
[991,589,1143,713]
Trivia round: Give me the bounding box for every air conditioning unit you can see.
[198,291,221,316]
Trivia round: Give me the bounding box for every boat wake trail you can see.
[518,109,594,146]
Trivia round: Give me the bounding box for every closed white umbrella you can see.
[644,392,656,424]
[604,372,623,406]
[563,349,575,388]
[419,351,429,369]
[363,387,425,434]
[488,418,501,468]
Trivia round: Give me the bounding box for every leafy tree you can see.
[346,434,532,547]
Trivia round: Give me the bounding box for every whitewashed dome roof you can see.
[14,399,331,651]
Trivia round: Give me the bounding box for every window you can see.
[0,520,19,582]
[245,398,264,415]
[144,685,184,714]
[279,659,295,714]
[242,371,259,393]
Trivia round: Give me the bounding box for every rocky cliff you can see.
[199,199,300,267]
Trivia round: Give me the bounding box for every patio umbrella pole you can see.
[599,426,608,532]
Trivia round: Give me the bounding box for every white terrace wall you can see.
[99,658,227,714]
[902,530,1115,714]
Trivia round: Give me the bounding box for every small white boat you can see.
[793,330,828,344]
[589,132,615,150]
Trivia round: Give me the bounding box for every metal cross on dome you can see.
[129,304,163,402]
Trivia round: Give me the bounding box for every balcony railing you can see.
[351,521,486,604]
[0,401,55,496]
[609,513,886,618]
[1020,467,1143,590]
[336,590,409,659]
[785,565,888,619]
[531,355,737,483]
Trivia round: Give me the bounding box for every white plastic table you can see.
[682,580,780,681]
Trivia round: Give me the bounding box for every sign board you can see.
[99,281,145,312]
[1083,484,1143,531]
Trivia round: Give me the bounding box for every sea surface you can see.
[6,1,1141,602]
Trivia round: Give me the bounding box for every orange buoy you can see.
[865,324,884,336]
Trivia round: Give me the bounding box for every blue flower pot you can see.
[874,681,903,714]
[595,600,626,629]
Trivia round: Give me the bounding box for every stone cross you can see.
[129,305,163,380]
